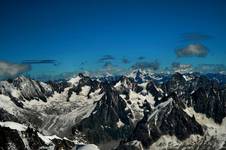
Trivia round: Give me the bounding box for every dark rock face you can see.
[0,108,19,122]
[25,127,46,149]
[116,140,143,150]
[133,85,143,93]
[161,73,188,100]
[134,70,144,84]
[47,79,70,93]
[9,94,24,108]
[129,96,203,148]
[51,138,75,150]
[192,86,226,123]
[114,76,143,100]
[146,81,162,101]
[0,126,44,150]
[0,125,75,150]
[159,73,226,124]
[73,84,134,144]
[184,75,226,123]
[0,127,26,150]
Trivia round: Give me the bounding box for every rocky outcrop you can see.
[0,126,27,150]
[0,122,75,150]
[12,76,52,102]
[159,73,226,124]
[192,86,226,123]
[161,72,187,96]
[146,81,163,101]
[67,74,101,101]
[47,79,70,93]
[114,76,143,100]
[0,76,54,106]
[127,95,204,148]
[0,108,19,122]
[73,83,134,144]
[116,140,143,150]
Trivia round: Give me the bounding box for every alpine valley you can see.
[1,70,226,150]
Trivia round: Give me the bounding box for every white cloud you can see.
[176,44,208,57]
[0,61,31,79]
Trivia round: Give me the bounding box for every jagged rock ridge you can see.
[0,71,226,150]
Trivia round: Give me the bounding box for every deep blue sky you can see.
[0,0,226,77]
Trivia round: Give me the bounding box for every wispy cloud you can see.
[137,56,145,60]
[171,62,193,73]
[0,61,31,79]
[22,59,59,66]
[181,32,212,42]
[80,61,88,66]
[170,62,226,74]
[121,57,130,64]
[131,60,160,70]
[98,61,123,75]
[194,64,226,73]
[175,44,208,57]
[103,61,113,68]
[98,55,115,63]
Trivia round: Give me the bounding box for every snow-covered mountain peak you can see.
[68,75,82,86]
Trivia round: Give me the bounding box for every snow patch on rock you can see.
[79,85,91,96]
[68,76,81,85]
[116,119,125,128]
[0,121,27,131]
[73,144,100,150]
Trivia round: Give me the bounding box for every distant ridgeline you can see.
[1,70,226,150]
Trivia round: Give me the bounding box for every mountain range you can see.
[1,70,226,150]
